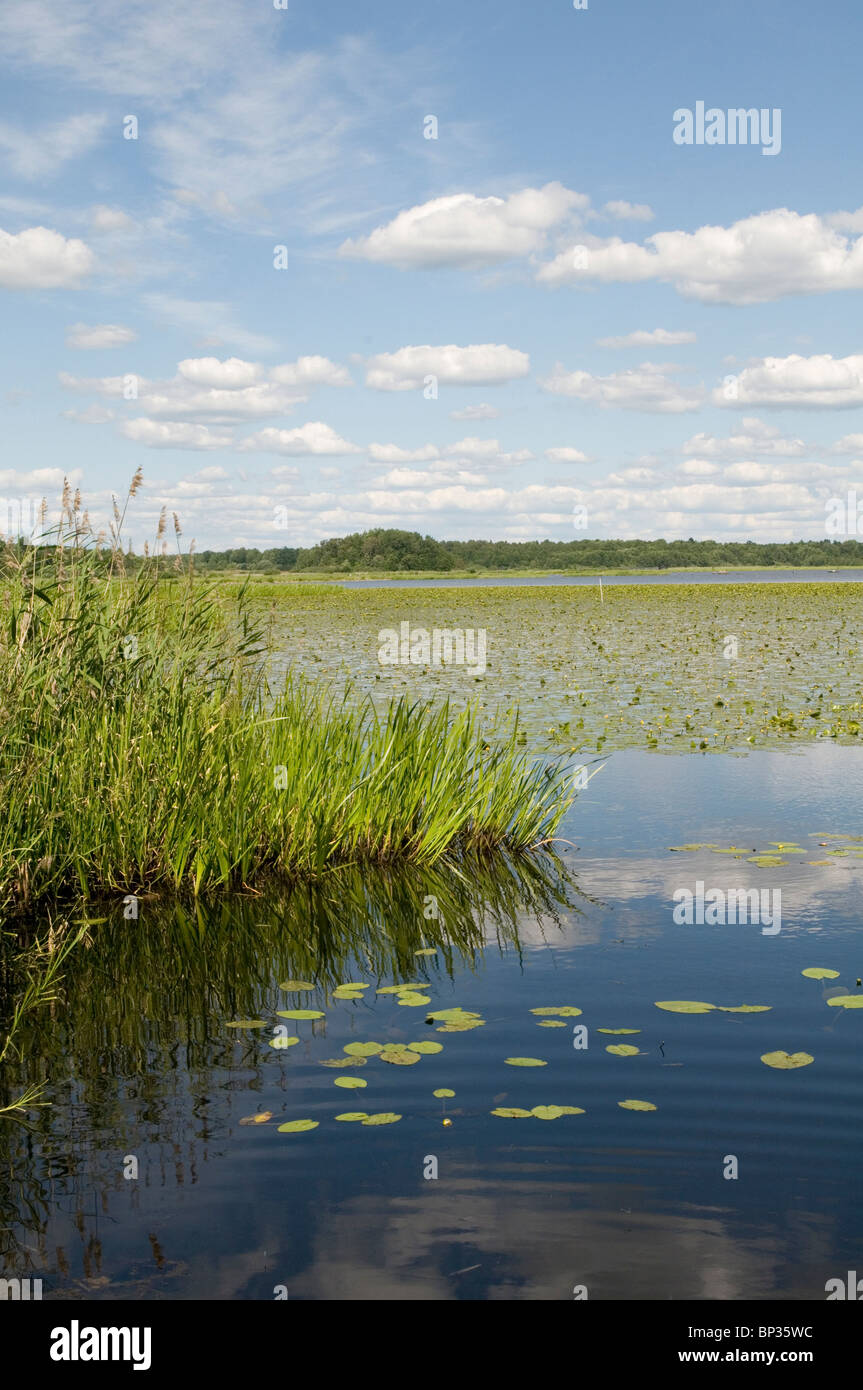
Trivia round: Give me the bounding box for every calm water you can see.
[3,744,861,1300]
[343,568,863,590]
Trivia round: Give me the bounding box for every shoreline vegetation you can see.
[0,479,572,919]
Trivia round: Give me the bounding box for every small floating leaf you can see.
[717,1004,772,1013]
[654,1001,715,1014]
[504,1057,547,1067]
[748,855,785,867]
[597,1028,641,1035]
[556,1105,586,1115]
[433,1088,455,1098]
[334,1112,369,1122]
[343,1042,383,1056]
[537,1020,567,1028]
[277,1119,319,1133]
[376,983,424,994]
[276,1009,324,1020]
[318,1057,366,1068]
[239,1111,273,1126]
[362,1113,401,1125]
[760,1051,814,1068]
[227,1019,267,1029]
[426,1008,482,1022]
[618,1099,657,1111]
[269,1035,300,1050]
[379,1046,421,1065]
[279,981,315,992]
[530,1006,583,1017]
[531,1105,565,1120]
[606,1044,640,1056]
[334,1076,367,1089]
[826,995,863,1009]
[491,1107,532,1118]
[397,993,432,1006]
[802,967,840,980]
[406,1041,443,1054]
[332,988,364,1000]
[437,1020,485,1032]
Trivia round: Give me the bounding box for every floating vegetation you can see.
[334,1112,369,1122]
[826,996,863,1009]
[414,948,438,956]
[618,1099,657,1111]
[279,981,315,992]
[802,967,840,979]
[362,1113,401,1126]
[529,1006,582,1017]
[406,1041,443,1054]
[537,1020,567,1028]
[276,1009,325,1021]
[491,1107,533,1118]
[716,1005,771,1013]
[654,1001,715,1014]
[504,1057,547,1067]
[343,1042,383,1056]
[597,1028,641,1035]
[239,1112,273,1126]
[433,1089,455,1098]
[606,1044,641,1056]
[397,993,432,1006]
[334,1076,367,1089]
[760,1051,815,1069]
[277,1119,319,1133]
[319,1057,365,1068]
[226,1019,268,1029]
[379,1046,421,1065]
[268,1035,300,1050]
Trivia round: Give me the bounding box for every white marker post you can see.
[599,574,604,604]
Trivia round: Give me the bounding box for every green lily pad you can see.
[426,1008,482,1022]
[337,982,368,990]
[717,1004,772,1013]
[279,981,315,992]
[343,1041,383,1056]
[379,1046,421,1065]
[277,1119,319,1132]
[433,1088,455,1098]
[334,1112,369,1122]
[397,993,432,1006]
[334,1076,367,1089]
[531,1105,565,1120]
[491,1107,532,1118]
[802,968,840,979]
[332,989,364,1000]
[618,1099,657,1111]
[597,1028,641,1034]
[276,1009,324,1020]
[227,1019,267,1029]
[668,843,718,851]
[437,1020,485,1032]
[239,1111,273,1125]
[362,1113,401,1125]
[537,1020,567,1027]
[376,983,424,994]
[530,1006,583,1017]
[606,1044,640,1056]
[504,1057,547,1067]
[268,1035,300,1050]
[748,855,786,867]
[760,1051,815,1068]
[654,1000,716,1013]
[406,1041,443,1054]
[826,995,863,1008]
[318,1057,366,1067]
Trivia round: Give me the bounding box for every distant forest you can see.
[184,530,863,573]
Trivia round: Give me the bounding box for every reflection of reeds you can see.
[0,919,87,1115]
[0,480,572,914]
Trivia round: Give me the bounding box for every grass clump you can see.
[0,479,572,911]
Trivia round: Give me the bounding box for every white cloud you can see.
[831,433,863,454]
[538,208,863,304]
[178,357,262,388]
[121,419,235,449]
[683,418,808,457]
[89,205,133,232]
[545,447,589,463]
[678,458,720,477]
[444,436,502,459]
[62,404,114,424]
[238,423,361,456]
[270,356,353,388]
[602,200,654,222]
[340,184,585,268]
[714,354,863,409]
[596,328,696,348]
[66,322,137,350]
[0,114,106,179]
[449,403,500,421]
[365,343,530,391]
[540,362,704,413]
[367,443,439,463]
[59,366,308,421]
[0,225,94,289]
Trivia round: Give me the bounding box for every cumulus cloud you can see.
[367,443,439,463]
[237,423,361,456]
[714,354,863,409]
[66,322,137,350]
[540,362,704,413]
[340,184,585,268]
[269,356,353,388]
[449,403,500,421]
[596,328,696,348]
[120,419,235,449]
[177,357,262,388]
[365,343,530,391]
[683,418,808,457]
[0,225,94,289]
[602,200,654,222]
[545,447,589,462]
[831,433,863,454]
[538,208,863,304]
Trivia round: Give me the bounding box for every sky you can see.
[1,0,863,551]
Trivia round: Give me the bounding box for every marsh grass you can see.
[0,480,572,914]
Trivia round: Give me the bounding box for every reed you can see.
[0,479,572,912]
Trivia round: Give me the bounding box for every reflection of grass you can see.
[0,481,571,914]
[0,920,87,1116]
[240,580,863,754]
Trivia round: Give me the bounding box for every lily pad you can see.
[597,1028,641,1035]
[537,1020,567,1028]
[277,1119,319,1133]
[334,1112,369,1122]
[276,1009,324,1020]
[437,1020,485,1032]
[279,981,315,992]
[760,1051,815,1068]
[379,1046,421,1065]
[376,983,424,994]
[343,1041,383,1056]
[654,1000,716,1013]
[491,1107,532,1118]
[397,993,432,1006]
[504,1057,547,1067]
[826,995,863,1008]
[334,1076,367,1089]
[606,1044,640,1056]
[748,855,785,867]
[318,1057,366,1068]
[406,1041,443,1054]
[268,1035,300,1050]
[717,1004,772,1013]
[531,1105,565,1120]
[426,1008,482,1022]
[226,1019,267,1029]
[433,1088,455,1098]
[239,1112,273,1125]
[801,967,840,980]
[362,1113,402,1125]
[618,1099,657,1111]
[530,1006,583,1017]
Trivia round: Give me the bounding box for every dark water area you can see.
[343,569,863,590]
[2,745,862,1300]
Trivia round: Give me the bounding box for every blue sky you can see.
[1,0,862,550]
